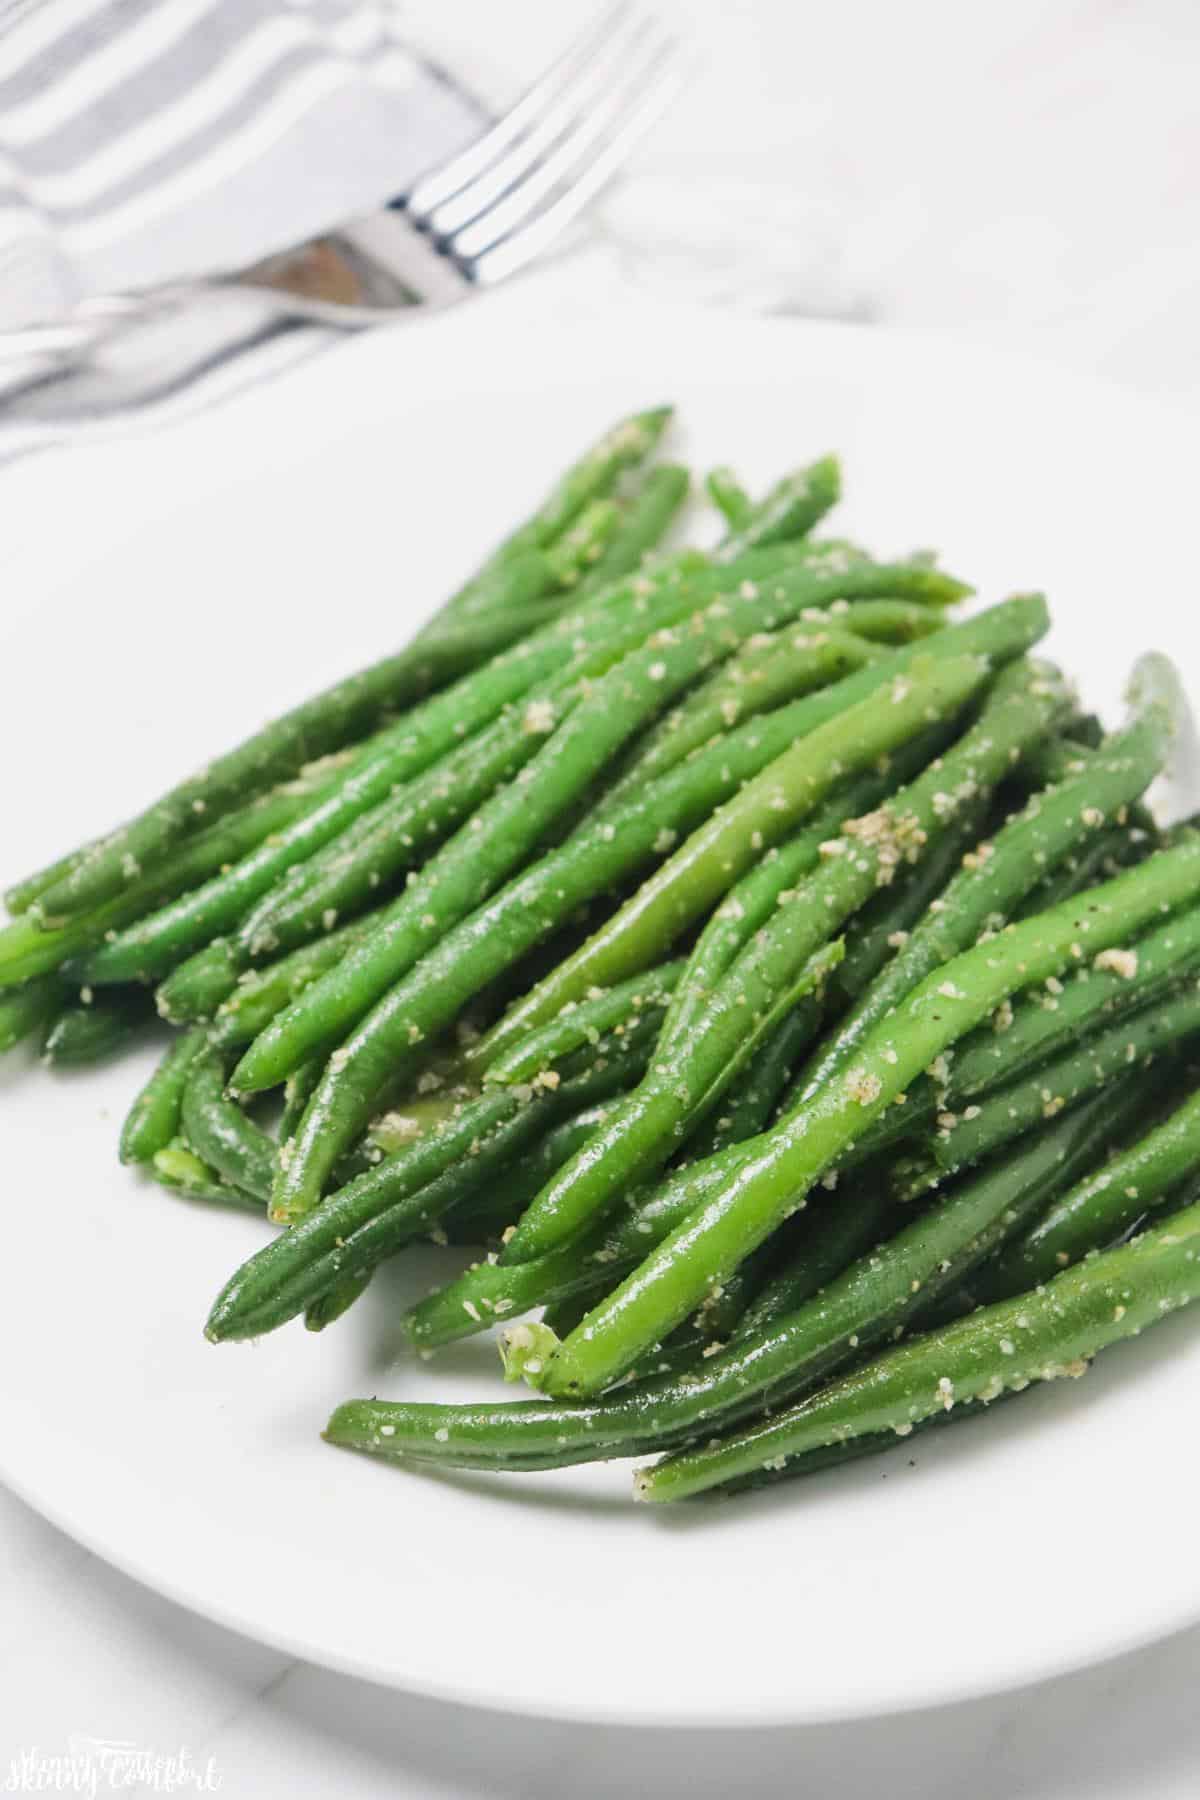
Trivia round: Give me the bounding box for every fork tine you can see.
[453,48,686,277]
[405,1,632,219]
[421,13,658,242]
[445,35,678,262]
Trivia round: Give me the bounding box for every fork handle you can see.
[0,289,202,367]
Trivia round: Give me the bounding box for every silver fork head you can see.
[0,3,685,370]
[404,7,686,291]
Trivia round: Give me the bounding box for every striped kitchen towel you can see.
[0,0,486,328]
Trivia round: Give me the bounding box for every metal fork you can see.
[0,4,684,370]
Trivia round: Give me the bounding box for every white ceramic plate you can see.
[2,301,1199,1728]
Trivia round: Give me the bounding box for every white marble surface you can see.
[6,2,1200,1792]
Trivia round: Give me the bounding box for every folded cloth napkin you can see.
[0,0,486,323]
[0,0,487,451]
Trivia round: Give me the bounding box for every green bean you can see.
[0,975,64,1052]
[237,571,869,964]
[181,1051,278,1201]
[592,626,882,828]
[575,465,690,594]
[204,1013,660,1342]
[150,1139,263,1212]
[501,659,1062,1263]
[856,901,1200,1165]
[35,600,581,925]
[449,1101,625,1241]
[41,990,154,1066]
[305,1269,374,1332]
[471,597,1047,1069]
[483,960,686,1086]
[705,468,753,531]
[39,415,660,925]
[327,1086,1132,1475]
[508,934,850,1263]
[279,1055,326,1144]
[239,561,970,1077]
[156,939,242,1023]
[786,705,1173,1117]
[893,982,1200,1202]
[826,796,994,1010]
[0,759,356,989]
[5,841,101,916]
[715,456,841,557]
[119,1025,209,1164]
[655,755,933,1057]
[534,840,1200,1398]
[265,653,987,1224]
[68,554,732,982]
[206,912,384,1049]
[971,1081,1200,1299]
[683,1003,822,1163]
[733,1180,895,1339]
[446,406,673,606]
[234,681,589,965]
[636,1197,1200,1501]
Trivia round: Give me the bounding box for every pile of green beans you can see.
[7,407,1200,1513]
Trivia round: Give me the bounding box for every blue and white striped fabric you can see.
[0,0,485,327]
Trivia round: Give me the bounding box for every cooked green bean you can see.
[119,1025,209,1164]
[68,555,734,982]
[971,1080,1200,1299]
[484,960,686,1086]
[893,981,1200,1202]
[576,465,690,594]
[786,703,1173,1116]
[636,1198,1200,1501]
[181,1051,278,1201]
[150,1139,262,1212]
[472,597,1047,1069]
[446,406,673,607]
[41,990,154,1066]
[715,456,841,557]
[502,659,1057,1264]
[305,1269,374,1332]
[705,468,753,531]
[205,1011,661,1341]
[34,601,581,926]
[854,901,1200,1165]
[533,841,1200,1398]
[0,975,64,1053]
[264,652,987,1224]
[327,1085,1137,1475]
[0,758,356,989]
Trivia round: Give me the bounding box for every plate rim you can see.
[3,294,1200,1727]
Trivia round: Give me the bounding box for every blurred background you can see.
[411,0,1200,400]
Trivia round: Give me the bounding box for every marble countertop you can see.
[6,2,1200,1793]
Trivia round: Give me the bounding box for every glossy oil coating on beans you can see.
[239,561,975,1093]
[33,410,673,920]
[119,1025,209,1164]
[325,1081,1134,1473]
[265,653,987,1224]
[533,841,1200,1398]
[892,981,1200,1201]
[203,1012,664,1341]
[500,660,1062,1265]
[636,1199,1200,1501]
[0,759,354,990]
[786,703,1172,1115]
[973,1080,1200,1298]
[471,596,1047,1067]
[181,1052,279,1201]
[41,990,153,1066]
[34,600,578,926]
